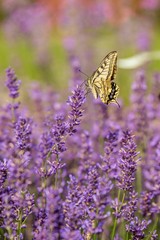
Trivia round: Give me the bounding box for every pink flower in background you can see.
[1,0,27,12]
[141,0,159,10]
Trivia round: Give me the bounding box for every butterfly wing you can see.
[88,51,119,105]
[91,51,117,83]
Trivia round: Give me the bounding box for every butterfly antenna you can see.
[115,100,120,108]
[78,69,89,89]
[85,88,91,96]
[78,69,89,78]
[80,80,87,87]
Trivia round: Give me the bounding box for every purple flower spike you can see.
[128,70,148,144]
[122,190,138,221]
[139,191,154,217]
[101,129,121,180]
[118,130,139,191]
[15,117,32,151]
[33,187,64,239]
[62,228,83,240]
[0,158,7,186]
[126,217,151,239]
[52,115,68,154]
[67,85,86,135]
[6,68,21,99]
[150,230,158,240]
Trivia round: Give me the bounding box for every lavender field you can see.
[0,1,160,239]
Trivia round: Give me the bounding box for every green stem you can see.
[46,135,67,161]
[6,227,12,240]
[120,192,125,210]
[111,190,126,240]
[136,162,142,194]
[111,190,121,239]
[125,231,129,240]
[111,218,117,240]
[93,233,97,240]
[43,136,67,189]
[17,209,22,240]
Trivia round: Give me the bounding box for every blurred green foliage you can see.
[0,30,69,89]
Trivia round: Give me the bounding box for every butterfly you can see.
[87,51,120,107]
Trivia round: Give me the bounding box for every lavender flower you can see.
[122,190,138,221]
[139,191,154,217]
[6,116,33,190]
[0,72,35,239]
[64,144,112,238]
[61,228,83,240]
[146,73,160,122]
[143,136,160,197]
[67,85,86,135]
[127,70,148,145]
[33,187,64,240]
[42,85,86,157]
[77,131,95,179]
[126,217,151,240]
[150,230,158,240]
[15,116,32,151]
[90,99,109,143]
[63,175,84,231]
[5,67,21,99]
[0,158,7,186]
[1,42,160,239]
[1,142,34,239]
[101,129,121,180]
[1,187,34,239]
[151,73,160,120]
[35,85,86,182]
[52,115,68,154]
[117,130,139,191]
[141,138,160,218]
[36,129,63,181]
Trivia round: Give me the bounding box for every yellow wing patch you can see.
[87,51,119,106]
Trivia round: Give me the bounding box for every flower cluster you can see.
[0,67,159,240]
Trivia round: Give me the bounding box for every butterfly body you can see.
[87,51,119,106]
